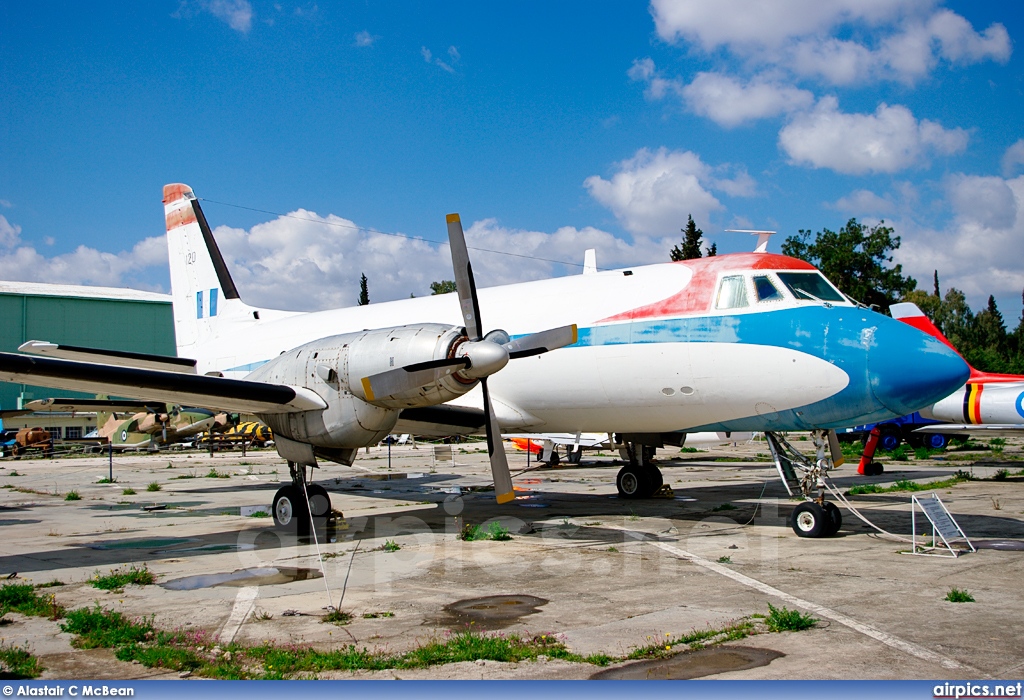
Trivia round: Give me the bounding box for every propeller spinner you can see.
[361,213,577,504]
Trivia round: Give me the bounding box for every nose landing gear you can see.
[765,430,844,538]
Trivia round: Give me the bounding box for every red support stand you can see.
[858,427,881,475]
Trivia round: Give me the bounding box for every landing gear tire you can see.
[567,447,583,464]
[822,502,842,536]
[547,450,561,467]
[878,426,902,452]
[305,483,332,519]
[272,485,307,531]
[791,502,828,538]
[864,461,885,476]
[646,466,664,491]
[617,465,652,499]
[925,433,950,450]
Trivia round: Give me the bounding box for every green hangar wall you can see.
[0,281,175,411]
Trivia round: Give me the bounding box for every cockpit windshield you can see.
[776,272,845,303]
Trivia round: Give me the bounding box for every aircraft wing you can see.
[19,340,197,373]
[393,405,486,437]
[0,352,325,415]
[914,424,1024,437]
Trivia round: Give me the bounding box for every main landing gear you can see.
[615,443,663,499]
[272,461,335,533]
[765,430,843,538]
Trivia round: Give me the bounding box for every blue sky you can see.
[1,1,1023,317]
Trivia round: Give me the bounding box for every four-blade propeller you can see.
[362,213,577,504]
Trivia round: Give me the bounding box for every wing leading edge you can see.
[0,352,325,415]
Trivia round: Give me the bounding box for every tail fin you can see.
[163,184,259,358]
[890,302,1024,384]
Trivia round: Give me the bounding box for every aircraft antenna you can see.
[725,229,776,253]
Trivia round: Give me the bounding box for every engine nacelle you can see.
[246,323,476,456]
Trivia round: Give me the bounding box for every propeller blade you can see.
[361,357,469,402]
[505,324,578,359]
[446,213,484,341]
[481,378,515,504]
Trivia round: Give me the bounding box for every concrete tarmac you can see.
[1,437,1023,680]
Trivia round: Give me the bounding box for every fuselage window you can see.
[777,272,845,303]
[716,275,749,310]
[753,275,782,302]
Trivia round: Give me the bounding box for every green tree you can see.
[357,273,369,306]
[705,242,717,257]
[781,218,916,311]
[933,270,940,297]
[670,215,704,261]
[430,279,458,295]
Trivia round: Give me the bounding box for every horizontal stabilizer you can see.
[0,352,325,415]
[19,341,197,374]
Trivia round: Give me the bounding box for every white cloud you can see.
[209,210,669,311]
[778,96,968,174]
[0,200,11,208]
[173,0,253,33]
[649,0,1010,86]
[833,189,896,216]
[422,45,459,73]
[895,174,1024,309]
[946,174,1017,230]
[354,30,376,47]
[0,215,21,248]
[583,147,755,236]
[205,0,252,32]
[681,72,814,127]
[1002,139,1024,178]
[0,215,167,289]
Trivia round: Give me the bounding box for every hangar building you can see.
[0,281,175,425]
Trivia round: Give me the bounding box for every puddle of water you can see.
[437,595,548,630]
[154,543,257,554]
[162,566,323,590]
[88,537,197,550]
[591,645,784,680]
[974,540,1024,551]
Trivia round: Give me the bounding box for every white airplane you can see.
[0,184,969,538]
[892,303,1024,436]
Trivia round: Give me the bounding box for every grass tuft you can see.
[61,606,153,648]
[206,469,229,479]
[765,603,817,632]
[487,522,512,541]
[848,473,971,496]
[64,490,81,501]
[945,587,975,603]
[248,510,270,518]
[0,642,43,678]
[0,583,65,620]
[122,487,136,495]
[321,610,352,625]
[90,564,155,591]
[146,481,161,492]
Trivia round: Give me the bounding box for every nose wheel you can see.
[766,430,845,538]
[790,501,842,537]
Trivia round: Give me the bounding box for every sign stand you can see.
[912,493,975,557]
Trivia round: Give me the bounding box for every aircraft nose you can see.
[868,316,969,416]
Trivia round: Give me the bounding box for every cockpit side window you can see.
[777,272,845,303]
[715,275,749,310]
[753,275,782,302]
